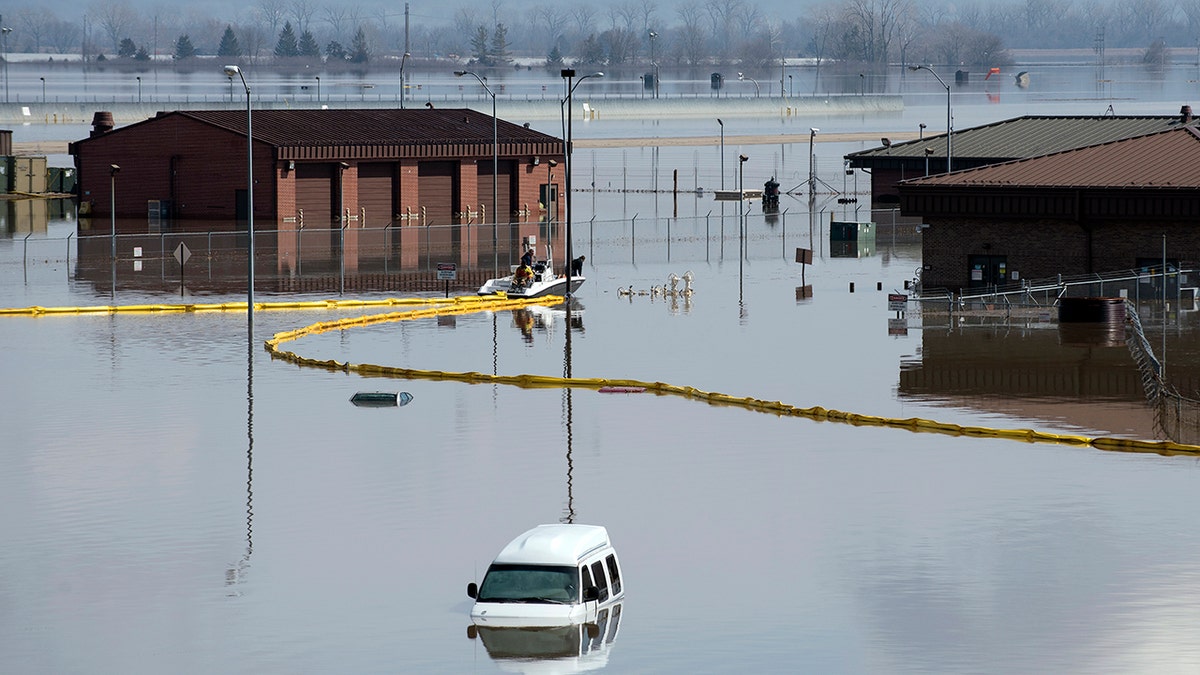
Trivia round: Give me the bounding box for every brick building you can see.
[898,126,1200,292]
[68,108,565,229]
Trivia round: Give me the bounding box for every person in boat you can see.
[520,247,535,268]
[513,263,533,289]
[568,255,586,276]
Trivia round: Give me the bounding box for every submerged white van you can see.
[467,524,624,627]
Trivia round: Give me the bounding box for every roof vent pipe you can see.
[1182,105,1193,124]
[90,111,114,137]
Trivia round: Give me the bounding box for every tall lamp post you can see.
[648,31,659,99]
[109,164,120,258]
[717,118,725,190]
[398,52,411,108]
[2,26,12,103]
[808,127,819,198]
[737,72,759,98]
[453,70,498,275]
[40,77,45,103]
[560,69,604,298]
[909,65,951,172]
[224,65,254,325]
[314,76,320,101]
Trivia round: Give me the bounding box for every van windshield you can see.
[477,564,578,604]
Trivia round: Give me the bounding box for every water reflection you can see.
[226,335,254,595]
[467,602,623,673]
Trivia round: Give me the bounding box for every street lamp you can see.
[2,26,12,103]
[909,65,951,172]
[808,127,819,197]
[40,77,45,103]
[223,64,255,325]
[920,123,928,176]
[648,31,659,99]
[454,69,499,275]
[788,74,793,97]
[737,72,759,98]
[717,118,725,190]
[135,76,140,103]
[398,52,411,108]
[560,68,603,298]
[109,164,120,259]
[314,76,320,101]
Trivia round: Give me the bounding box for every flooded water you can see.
[5,62,1200,673]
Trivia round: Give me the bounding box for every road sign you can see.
[173,242,191,266]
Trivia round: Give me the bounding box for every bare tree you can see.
[255,0,288,38]
[531,5,569,47]
[17,8,56,53]
[675,1,708,66]
[47,18,83,55]
[289,0,317,35]
[569,7,598,38]
[324,6,352,43]
[89,0,139,51]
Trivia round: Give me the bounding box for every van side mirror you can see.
[467,582,478,599]
[583,585,599,602]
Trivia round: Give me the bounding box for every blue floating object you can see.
[398,392,414,406]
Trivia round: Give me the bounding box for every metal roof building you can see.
[898,126,1200,292]
[69,108,564,227]
[847,109,1197,203]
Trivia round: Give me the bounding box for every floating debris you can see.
[350,391,414,407]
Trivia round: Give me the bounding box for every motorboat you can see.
[478,245,585,299]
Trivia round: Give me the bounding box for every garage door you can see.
[358,162,396,228]
[295,164,334,226]
[478,160,514,223]
[418,161,456,226]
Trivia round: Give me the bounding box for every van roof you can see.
[492,524,612,566]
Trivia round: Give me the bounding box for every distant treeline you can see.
[3,0,1195,74]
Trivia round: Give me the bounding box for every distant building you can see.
[898,126,1200,292]
[68,108,564,228]
[847,109,1197,205]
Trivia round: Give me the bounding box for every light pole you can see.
[739,154,748,261]
[648,31,658,99]
[40,77,45,103]
[398,52,411,108]
[717,118,725,190]
[109,164,120,259]
[547,159,557,227]
[135,76,140,103]
[737,72,759,98]
[808,127,819,197]
[224,65,255,325]
[920,123,928,176]
[910,64,952,172]
[314,76,320,101]
[788,74,793,97]
[454,69,499,275]
[560,69,603,298]
[2,26,11,103]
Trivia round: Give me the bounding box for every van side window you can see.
[590,561,609,602]
[581,564,593,600]
[605,554,622,595]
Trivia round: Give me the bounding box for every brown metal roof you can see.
[847,113,1194,168]
[902,126,1200,188]
[71,108,563,161]
[177,108,557,146]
